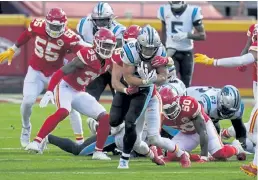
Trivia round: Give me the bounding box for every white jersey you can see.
[121,40,167,87]
[159,78,186,96]
[76,15,126,44]
[186,86,245,120]
[157,4,203,51]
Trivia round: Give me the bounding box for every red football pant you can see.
[35,108,69,142]
[95,113,110,151]
[212,145,237,160]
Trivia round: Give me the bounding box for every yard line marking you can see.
[0,148,22,150]
[0,171,242,174]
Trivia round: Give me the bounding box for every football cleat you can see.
[232,139,250,161]
[150,146,166,166]
[240,163,257,177]
[117,159,129,169]
[179,152,191,168]
[25,141,41,154]
[92,151,111,160]
[38,137,48,154]
[86,118,98,135]
[20,124,31,148]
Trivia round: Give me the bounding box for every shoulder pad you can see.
[28,18,45,32]
[111,48,123,66]
[76,47,95,65]
[121,42,136,65]
[157,5,166,21]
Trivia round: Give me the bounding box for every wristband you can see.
[11,44,19,52]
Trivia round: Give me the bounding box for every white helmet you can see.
[217,85,241,118]
[91,2,115,30]
[136,25,161,60]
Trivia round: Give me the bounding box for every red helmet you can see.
[252,24,258,43]
[123,25,142,44]
[94,28,117,59]
[159,86,181,120]
[45,8,67,38]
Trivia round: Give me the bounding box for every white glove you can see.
[137,61,149,80]
[172,32,188,42]
[142,69,157,85]
[39,91,55,108]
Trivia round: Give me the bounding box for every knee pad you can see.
[22,95,37,107]
[109,112,123,127]
[148,135,161,146]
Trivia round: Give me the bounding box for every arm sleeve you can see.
[16,22,34,47]
[192,6,203,22]
[157,6,165,21]
[214,53,255,67]
[47,69,65,91]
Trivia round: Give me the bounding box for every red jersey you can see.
[63,47,112,91]
[26,19,82,77]
[111,48,123,67]
[162,96,210,135]
[249,41,258,82]
[247,24,257,82]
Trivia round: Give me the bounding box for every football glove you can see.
[237,65,247,72]
[123,86,139,95]
[151,56,174,68]
[172,32,188,42]
[39,91,55,108]
[142,69,158,85]
[0,47,16,65]
[194,53,215,65]
[137,61,149,80]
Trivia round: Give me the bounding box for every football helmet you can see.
[123,25,142,44]
[217,85,241,118]
[45,8,67,38]
[136,25,161,60]
[159,86,181,120]
[91,2,115,30]
[93,28,117,59]
[169,1,186,10]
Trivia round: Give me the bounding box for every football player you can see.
[0,8,84,148]
[221,123,255,154]
[72,2,126,141]
[24,28,116,160]
[157,1,206,88]
[186,85,247,149]
[159,87,247,163]
[116,25,190,169]
[40,122,164,166]
[194,25,257,176]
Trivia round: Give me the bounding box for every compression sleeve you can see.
[47,69,65,92]
[214,53,255,67]
[16,29,33,47]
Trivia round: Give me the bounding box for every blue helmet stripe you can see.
[229,86,238,108]
[151,27,154,44]
[97,2,101,15]
[147,26,151,45]
[100,2,104,15]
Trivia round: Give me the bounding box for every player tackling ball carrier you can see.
[25,28,117,160]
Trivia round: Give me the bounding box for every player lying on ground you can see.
[186,85,247,149]
[159,87,247,163]
[40,122,164,166]
[25,28,117,160]
[0,8,85,148]
[194,25,257,176]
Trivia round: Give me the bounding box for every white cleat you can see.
[87,118,99,135]
[92,151,111,160]
[20,125,31,148]
[232,140,252,155]
[25,141,41,154]
[38,137,48,154]
[117,159,129,169]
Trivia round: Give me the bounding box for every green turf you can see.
[0,103,254,180]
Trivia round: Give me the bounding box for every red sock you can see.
[212,145,237,159]
[34,108,69,143]
[157,147,163,156]
[190,154,201,161]
[95,113,110,151]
